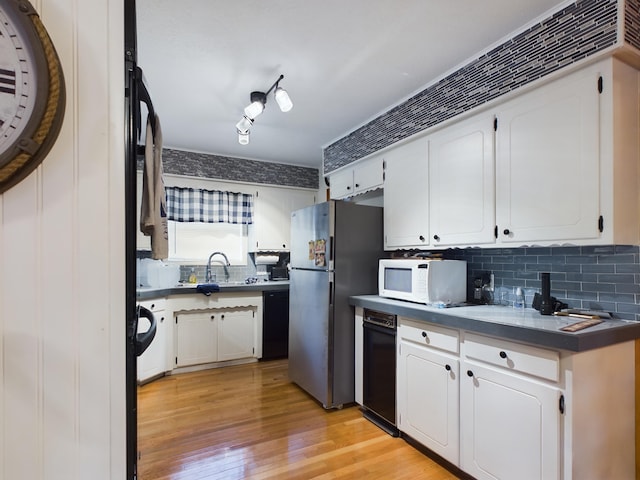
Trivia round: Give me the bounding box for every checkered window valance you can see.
[165,187,254,224]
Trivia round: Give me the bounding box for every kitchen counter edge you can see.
[137,281,289,301]
[349,295,640,352]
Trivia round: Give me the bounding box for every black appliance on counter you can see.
[262,290,290,360]
[362,308,399,437]
[269,266,289,281]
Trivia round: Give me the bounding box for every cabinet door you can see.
[328,168,354,199]
[430,114,496,246]
[353,156,383,195]
[217,309,256,361]
[175,312,217,367]
[495,68,600,244]
[252,187,315,251]
[398,341,459,465]
[460,361,560,480]
[383,138,430,249]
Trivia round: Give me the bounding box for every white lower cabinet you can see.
[460,361,560,480]
[395,318,634,480]
[175,308,257,367]
[171,292,263,369]
[398,339,460,463]
[175,311,218,367]
[217,309,256,361]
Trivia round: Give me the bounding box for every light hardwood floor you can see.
[138,359,461,479]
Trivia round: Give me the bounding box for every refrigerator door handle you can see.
[329,271,335,306]
[329,236,334,263]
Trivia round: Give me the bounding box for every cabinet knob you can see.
[160,316,165,323]
[503,228,511,235]
[499,350,507,359]
[355,183,360,188]
[347,185,351,190]
[419,235,425,242]
[421,331,427,338]
[467,370,474,377]
[282,244,286,248]
[221,314,225,319]
[150,304,155,310]
[445,364,451,371]
[433,234,440,241]
[210,315,215,320]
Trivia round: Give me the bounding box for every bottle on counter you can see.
[514,287,525,309]
[188,268,197,284]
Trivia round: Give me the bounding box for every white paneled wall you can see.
[0,0,125,479]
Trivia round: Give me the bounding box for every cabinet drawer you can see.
[138,298,165,312]
[399,317,459,354]
[463,332,559,382]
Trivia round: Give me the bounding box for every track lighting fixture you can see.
[236,74,293,144]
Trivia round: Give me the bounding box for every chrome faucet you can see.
[206,251,231,283]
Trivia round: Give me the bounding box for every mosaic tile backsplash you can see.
[444,245,640,321]
[324,0,625,174]
[139,148,319,190]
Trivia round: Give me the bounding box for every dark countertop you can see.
[137,280,289,301]
[349,295,640,352]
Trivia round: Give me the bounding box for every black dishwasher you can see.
[363,308,398,436]
[262,290,289,360]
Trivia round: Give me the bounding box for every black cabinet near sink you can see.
[262,290,289,360]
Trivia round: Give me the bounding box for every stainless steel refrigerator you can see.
[289,200,383,408]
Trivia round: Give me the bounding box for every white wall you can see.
[0,0,125,478]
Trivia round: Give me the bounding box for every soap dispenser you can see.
[188,268,197,284]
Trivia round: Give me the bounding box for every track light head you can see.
[236,74,292,145]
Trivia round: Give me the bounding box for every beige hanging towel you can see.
[140,113,168,259]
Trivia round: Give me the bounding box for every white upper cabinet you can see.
[495,57,639,246]
[250,186,316,251]
[429,113,496,247]
[383,137,430,249]
[380,57,639,250]
[329,155,383,199]
[495,63,600,244]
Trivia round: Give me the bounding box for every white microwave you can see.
[378,258,467,305]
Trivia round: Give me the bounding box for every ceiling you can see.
[136,0,567,170]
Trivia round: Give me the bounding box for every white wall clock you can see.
[0,0,65,194]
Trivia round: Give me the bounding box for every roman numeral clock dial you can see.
[0,0,65,193]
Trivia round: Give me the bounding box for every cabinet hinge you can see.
[598,215,604,232]
[383,171,385,182]
[559,394,565,414]
[175,356,178,365]
[175,316,178,324]
[252,311,255,318]
[383,159,386,170]
[255,190,259,198]
[494,225,498,238]
[598,76,603,94]
[493,117,498,131]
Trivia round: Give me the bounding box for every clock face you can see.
[0,5,39,154]
[0,0,65,194]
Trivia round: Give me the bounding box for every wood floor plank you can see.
[138,359,460,479]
